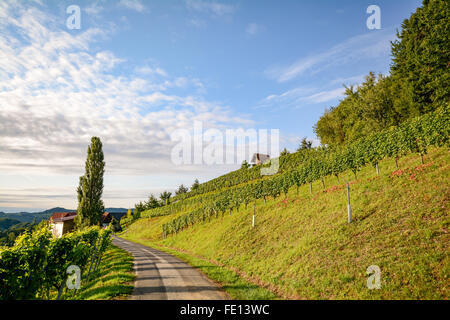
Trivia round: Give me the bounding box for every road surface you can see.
[112,237,229,300]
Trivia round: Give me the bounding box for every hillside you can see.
[0,207,128,224]
[0,207,73,223]
[120,147,449,299]
[0,218,22,231]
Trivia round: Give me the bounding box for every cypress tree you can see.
[76,137,105,228]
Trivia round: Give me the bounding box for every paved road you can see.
[113,237,229,300]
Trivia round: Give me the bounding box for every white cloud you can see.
[265,28,396,82]
[85,2,104,16]
[186,0,236,17]
[118,0,146,13]
[0,1,252,209]
[135,65,168,77]
[246,23,263,36]
[257,86,345,110]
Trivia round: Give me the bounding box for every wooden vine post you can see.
[347,182,352,223]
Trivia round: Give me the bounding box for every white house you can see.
[50,212,77,238]
[250,153,271,166]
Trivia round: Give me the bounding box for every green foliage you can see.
[110,217,122,232]
[159,191,172,206]
[0,225,112,300]
[175,184,189,195]
[315,0,449,146]
[68,244,134,300]
[391,0,450,112]
[280,148,290,157]
[0,219,39,246]
[124,146,449,300]
[241,160,250,170]
[191,179,200,191]
[297,137,313,151]
[0,218,21,231]
[161,105,449,237]
[76,137,106,228]
[163,148,316,203]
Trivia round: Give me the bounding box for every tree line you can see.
[315,0,449,146]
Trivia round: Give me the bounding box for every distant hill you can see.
[0,218,22,230]
[104,208,129,213]
[0,207,128,223]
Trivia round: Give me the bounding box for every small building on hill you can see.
[50,212,77,238]
[102,212,112,227]
[102,211,127,228]
[250,153,271,166]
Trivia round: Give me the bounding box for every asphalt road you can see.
[112,237,229,300]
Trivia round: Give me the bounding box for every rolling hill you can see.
[120,146,449,299]
[0,207,129,224]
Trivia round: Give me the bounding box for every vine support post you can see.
[309,182,312,195]
[94,255,102,273]
[56,281,65,300]
[376,163,379,176]
[86,239,100,282]
[252,203,255,228]
[347,181,352,223]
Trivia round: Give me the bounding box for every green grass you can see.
[61,244,135,300]
[121,147,449,299]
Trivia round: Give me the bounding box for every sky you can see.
[0,0,422,212]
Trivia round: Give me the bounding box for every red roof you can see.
[50,212,77,222]
[102,212,112,223]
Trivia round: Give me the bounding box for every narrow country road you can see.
[112,237,230,300]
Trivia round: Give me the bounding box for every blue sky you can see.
[0,0,422,212]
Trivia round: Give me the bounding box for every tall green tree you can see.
[76,137,105,228]
[391,0,450,113]
[314,0,449,147]
[297,137,313,151]
[145,194,161,209]
[191,179,200,191]
[175,184,189,195]
[240,160,250,170]
[280,148,290,157]
[159,191,172,206]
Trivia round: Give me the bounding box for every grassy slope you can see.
[62,244,135,300]
[121,147,449,299]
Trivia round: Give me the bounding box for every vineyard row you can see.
[162,105,449,237]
